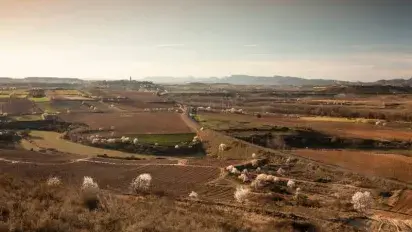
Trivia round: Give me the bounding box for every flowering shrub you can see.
[46,177,61,186]
[130,173,152,193]
[351,191,373,213]
[287,179,296,189]
[189,191,199,200]
[234,186,250,203]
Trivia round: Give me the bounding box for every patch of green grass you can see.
[29,97,50,102]
[132,133,196,146]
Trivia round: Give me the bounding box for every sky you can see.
[0,0,411,81]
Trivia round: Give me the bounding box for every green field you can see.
[29,97,50,102]
[133,133,196,146]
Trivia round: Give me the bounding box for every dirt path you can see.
[0,156,216,168]
[179,105,201,133]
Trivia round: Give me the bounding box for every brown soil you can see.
[60,112,192,134]
[293,149,412,184]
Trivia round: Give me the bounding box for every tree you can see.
[351,191,373,213]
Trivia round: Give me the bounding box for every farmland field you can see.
[293,149,412,184]
[60,112,193,134]
[1,82,412,231]
[29,97,50,102]
[198,112,412,141]
[21,130,150,158]
[0,158,221,198]
[0,98,38,115]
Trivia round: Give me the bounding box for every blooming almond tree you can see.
[130,173,152,193]
[189,191,199,200]
[351,191,373,213]
[81,176,100,210]
[47,176,61,186]
[287,179,296,189]
[234,186,250,203]
[81,176,99,194]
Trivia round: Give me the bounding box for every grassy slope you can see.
[21,130,150,158]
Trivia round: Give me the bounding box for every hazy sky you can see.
[0,0,411,81]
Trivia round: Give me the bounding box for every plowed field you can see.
[60,112,192,134]
[293,149,412,184]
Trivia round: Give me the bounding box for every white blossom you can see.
[287,179,296,189]
[47,177,61,186]
[234,186,250,203]
[230,167,240,175]
[192,136,199,143]
[189,191,199,200]
[238,173,250,183]
[251,159,259,167]
[218,143,227,152]
[81,176,99,194]
[351,191,373,213]
[226,165,234,171]
[130,173,152,193]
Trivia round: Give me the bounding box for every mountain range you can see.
[143,75,412,86]
[1,75,411,86]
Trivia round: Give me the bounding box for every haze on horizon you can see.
[0,0,411,81]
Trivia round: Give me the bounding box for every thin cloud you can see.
[155,44,185,48]
[244,44,259,47]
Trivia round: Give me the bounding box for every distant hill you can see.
[144,75,348,86]
[373,78,412,86]
[24,77,84,84]
[144,75,412,87]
